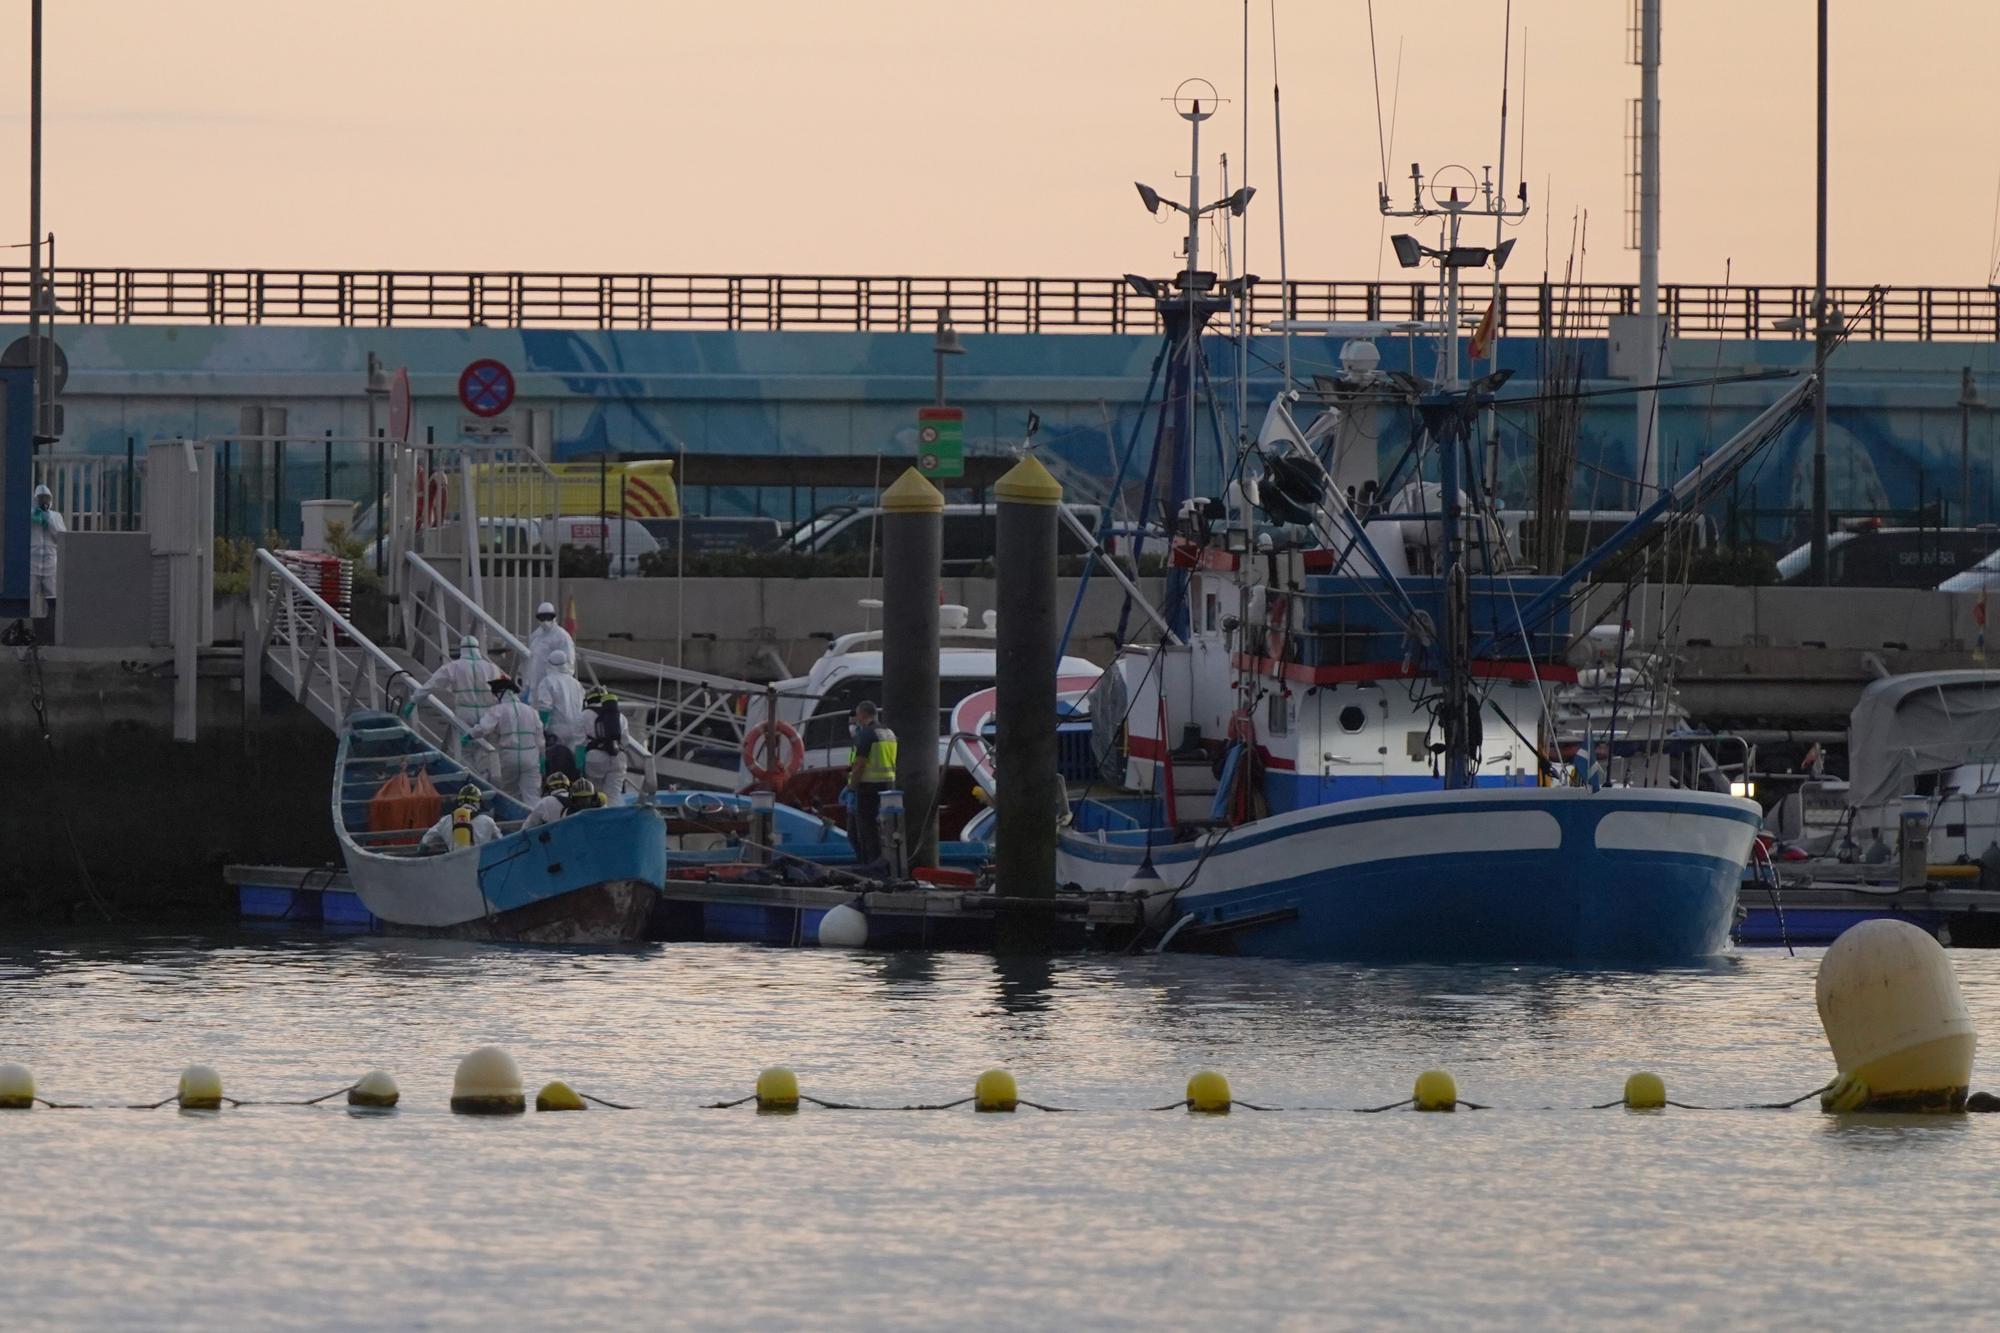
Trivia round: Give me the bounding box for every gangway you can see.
[399,550,759,791]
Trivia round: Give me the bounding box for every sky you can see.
[3,0,1997,287]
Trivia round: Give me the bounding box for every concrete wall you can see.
[0,651,336,921]
[558,574,1163,678]
[11,322,1999,547]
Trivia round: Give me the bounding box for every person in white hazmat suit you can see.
[521,601,576,694]
[419,785,501,854]
[582,687,635,797]
[472,675,544,804]
[408,635,501,771]
[521,772,571,831]
[530,647,588,771]
[29,483,67,639]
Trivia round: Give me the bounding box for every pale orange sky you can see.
[3,1,1996,286]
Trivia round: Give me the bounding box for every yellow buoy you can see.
[0,1062,34,1109]
[177,1064,224,1110]
[974,1068,1019,1113]
[756,1066,801,1111]
[535,1080,586,1112]
[348,1070,400,1108]
[1816,919,1977,1112]
[1186,1069,1232,1114]
[451,1045,526,1115]
[1412,1069,1457,1112]
[1821,1072,1872,1113]
[1623,1072,1667,1110]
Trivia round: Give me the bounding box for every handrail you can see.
[6,267,1996,341]
[405,550,532,663]
[255,547,463,738]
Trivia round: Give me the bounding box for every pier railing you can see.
[251,547,462,749]
[6,268,1996,341]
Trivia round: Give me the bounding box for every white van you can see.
[541,515,659,578]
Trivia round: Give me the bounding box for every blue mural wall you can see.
[7,321,1997,546]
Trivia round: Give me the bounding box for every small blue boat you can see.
[333,711,665,943]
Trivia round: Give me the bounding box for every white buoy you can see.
[1816,919,1977,1111]
[451,1045,526,1114]
[817,903,869,949]
[348,1070,400,1108]
[0,1062,34,1109]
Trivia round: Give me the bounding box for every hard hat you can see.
[570,779,597,801]
[543,772,571,794]
[536,601,557,619]
[457,784,482,807]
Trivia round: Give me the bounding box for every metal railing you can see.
[7,267,1996,341]
[253,547,460,749]
[32,452,142,532]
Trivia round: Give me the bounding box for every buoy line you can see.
[0,1060,1957,1118]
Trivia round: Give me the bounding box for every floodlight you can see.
[1124,274,1160,299]
[1135,182,1164,215]
[1444,246,1492,269]
[1390,234,1424,269]
[1225,186,1256,217]
[1493,238,1517,271]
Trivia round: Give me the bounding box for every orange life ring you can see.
[1266,593,1291,663]
[741,719,805,787]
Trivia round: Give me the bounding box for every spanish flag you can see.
[1467,296,1500,361]
[562,594,579,638]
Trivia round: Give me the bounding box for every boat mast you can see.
[1382,163,1526,789]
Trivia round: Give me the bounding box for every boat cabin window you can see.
[1268,691,1289,737]
[1338,705,1367,734]
[1204,592,1219,632]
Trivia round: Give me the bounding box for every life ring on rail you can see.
[426,473,451,529]
[741,720,805,788]
[1265,593,1291,663]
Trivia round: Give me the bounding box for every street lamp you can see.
[932,313,964,408]
[1961,366,1985,526]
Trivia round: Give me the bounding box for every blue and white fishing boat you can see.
[333,710,666,942]
[1048,99,1815,962]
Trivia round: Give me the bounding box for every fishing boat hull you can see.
[334,712,667,944]
[1057,787,1761,963]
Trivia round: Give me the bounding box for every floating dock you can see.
[1736,872,2000,948]
[228,864,1144,950]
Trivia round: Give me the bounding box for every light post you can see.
[1808,0,1831,584]
[1961,367,1985,527]
[931,314,963,408]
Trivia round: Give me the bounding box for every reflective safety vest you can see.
[859,726,898,784]
[451,806,475,849]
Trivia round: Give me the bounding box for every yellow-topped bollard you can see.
[178,1064,224,1110]
[1412,1069,1457,1112]
[0,1062,34,1109]
[756,1066,801,1112]
[1816,919,1977,1112]
[1623,1072,1667,1110]
[451,1046,526,1115]
[535,1080,586,1112]
[974,1068,1019,1113]
[348,1070,400,1108]
[1186,1070,1232,1114]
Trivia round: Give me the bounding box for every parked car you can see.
[1775,523,2000,588]
[638,516,784,558]
[783,502,1111,572]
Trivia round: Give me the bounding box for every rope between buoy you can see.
[577,1091,634,1110]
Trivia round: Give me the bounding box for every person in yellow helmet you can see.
[419,783,501,853]
[845,699,898,865]
[522,772,571,831]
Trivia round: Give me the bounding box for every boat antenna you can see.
[1238,0,1251,444]
[1269,0,1292,389]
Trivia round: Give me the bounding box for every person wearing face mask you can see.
[28,483,66,641]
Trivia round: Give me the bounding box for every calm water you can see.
[4,933,1998,1329]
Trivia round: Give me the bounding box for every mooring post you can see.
[993,453,1063,951]
[881,467,943,868]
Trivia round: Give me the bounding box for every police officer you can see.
[845,699,897,865]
